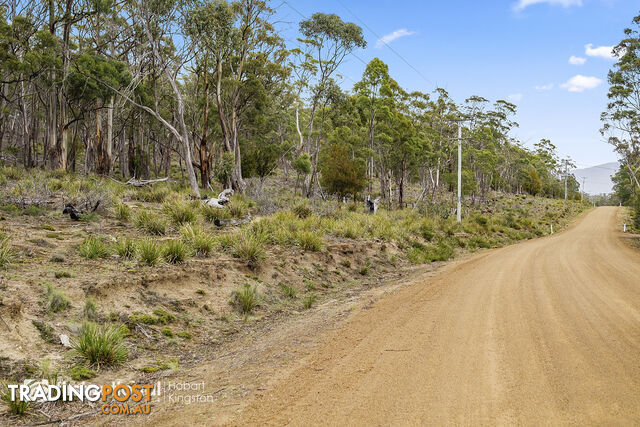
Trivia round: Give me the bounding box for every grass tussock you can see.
[1,382,30,415]
[137,239,162,266]
[180,224,215,257]
[297,231,324,252]
[163,201,198,226]
[232,231,266,266]
[0,234,15,270]
[114,237,136,259]
[162,240,190,264]
[46,284,71,313]
[79,236,111,259]
[232,283,259,314]
[72,322,128,366]
[113,201,131,221]
[134,210,167,235]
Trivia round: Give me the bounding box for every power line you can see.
[334,0,436,89]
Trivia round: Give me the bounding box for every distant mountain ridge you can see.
[571,162,620,195]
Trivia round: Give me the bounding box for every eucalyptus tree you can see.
[354,57,391,190]
[601,12,640,190]
[296,12,366,196]
[187,0,286,192]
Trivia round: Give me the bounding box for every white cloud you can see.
[585,44,616,59]
[560,75,603,92]
[514,0,582,11]
[375,29,416,48]
[569,55,586,65]
[508,93,523,101]
[535,83,554,91]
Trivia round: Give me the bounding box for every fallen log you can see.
[125,177,169,187]
[204,188,234,208]
[214,215,252,227]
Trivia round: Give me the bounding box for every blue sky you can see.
[275,0,639,167]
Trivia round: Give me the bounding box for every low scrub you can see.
[72,322,128,366]
[407,239,454,264]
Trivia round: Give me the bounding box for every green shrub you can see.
[68,365,97,381]
[419,219,435,241]
[633,195,640,230]
[129,314,157,325]
[176,331,192,339]
[141,358,179,373]
[469,236,491,249]
[152,307,176,324]
[40,224,55,231]
[114,201,131,221]
[161,327,174,337]
[407,240,454,264]
[46,284,71,313]
[297,231,324,252]
[134,210,167,235]
[54,270,72,278]
[232,283,259,314]
[359,260,372,276]
[162,240,190,264]
[216,232,236,251]
[79,236,111,259]
[72,322,128,366]
[114,237,136,259]
[137,239,161,266]
[163,201,198,226]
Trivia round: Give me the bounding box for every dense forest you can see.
[0,0,580,205]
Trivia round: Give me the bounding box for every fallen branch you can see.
[62,201,100,221]
[214,215,252,227]
[125,177,169,187]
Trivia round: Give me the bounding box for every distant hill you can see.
[571,162,620,195]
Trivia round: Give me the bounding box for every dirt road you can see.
[238,207,640,425]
